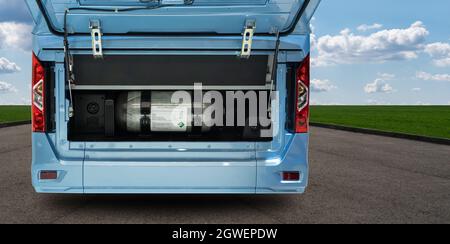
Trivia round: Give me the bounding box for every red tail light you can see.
[295,55,310,133]
[32,53,46,132]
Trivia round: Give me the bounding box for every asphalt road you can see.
[0,125,449,224]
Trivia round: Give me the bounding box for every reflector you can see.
[40,171,57,180]
[283,172,300,182]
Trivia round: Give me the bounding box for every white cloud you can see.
[424,42,450,67]
[412,88,422,92]
[0,22,32,51]
[357,23,383,32]
[416,71,450,82]
[364,73,395,94]
[313,21,429,67]
[0,81,17,93]
[311,79,336,92]
[0,57,21,73]
[364,79,394,94]
[377,73,396,80]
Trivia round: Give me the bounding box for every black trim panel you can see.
[73,55,270,87]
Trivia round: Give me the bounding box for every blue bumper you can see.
[32,133,308,194]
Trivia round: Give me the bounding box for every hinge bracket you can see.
[90,20,103,59]
[240,20,256,59]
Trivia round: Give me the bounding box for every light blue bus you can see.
[26,0,320,194]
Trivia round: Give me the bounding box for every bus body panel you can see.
[28,0,319,194]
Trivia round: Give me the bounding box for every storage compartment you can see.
[68,55,274,141]
[69,90,272,141]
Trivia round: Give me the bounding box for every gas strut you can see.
[268,30,281,118]
[63,9,75,118]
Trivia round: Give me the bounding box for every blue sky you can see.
[0,0,449,105]
[311,0,450,105]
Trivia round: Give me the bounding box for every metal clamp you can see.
[90,20,103,59]
[240,20,256,59]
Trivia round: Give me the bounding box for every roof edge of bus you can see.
[30,0,320,37]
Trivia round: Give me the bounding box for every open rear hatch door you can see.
[34,0,320,35]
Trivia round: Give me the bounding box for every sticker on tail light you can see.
[32,80,44,111]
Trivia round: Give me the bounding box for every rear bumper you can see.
[32,134,308,194]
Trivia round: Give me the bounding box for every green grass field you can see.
[0,106,31,124]
[0,105,449,139]
[310,106,450,139]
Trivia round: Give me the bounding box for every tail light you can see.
[295,55,310,133]
[32,53,46,132]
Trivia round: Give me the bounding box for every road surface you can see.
[0,125,449,224]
